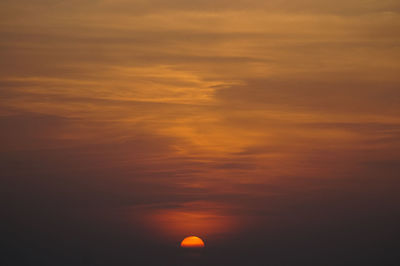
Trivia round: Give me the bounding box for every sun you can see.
[180,236,205,248]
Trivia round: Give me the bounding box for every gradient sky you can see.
[1,1,400,265]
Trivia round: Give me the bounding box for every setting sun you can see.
[180,236,205,248]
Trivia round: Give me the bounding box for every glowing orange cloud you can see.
[180,236,205,248]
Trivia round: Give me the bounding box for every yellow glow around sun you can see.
[180,236,205,248]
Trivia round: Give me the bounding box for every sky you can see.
[1,1,400,265]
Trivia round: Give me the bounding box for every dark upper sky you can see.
[1,1,400,265]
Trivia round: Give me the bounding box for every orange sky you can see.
[1,1,400,263]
